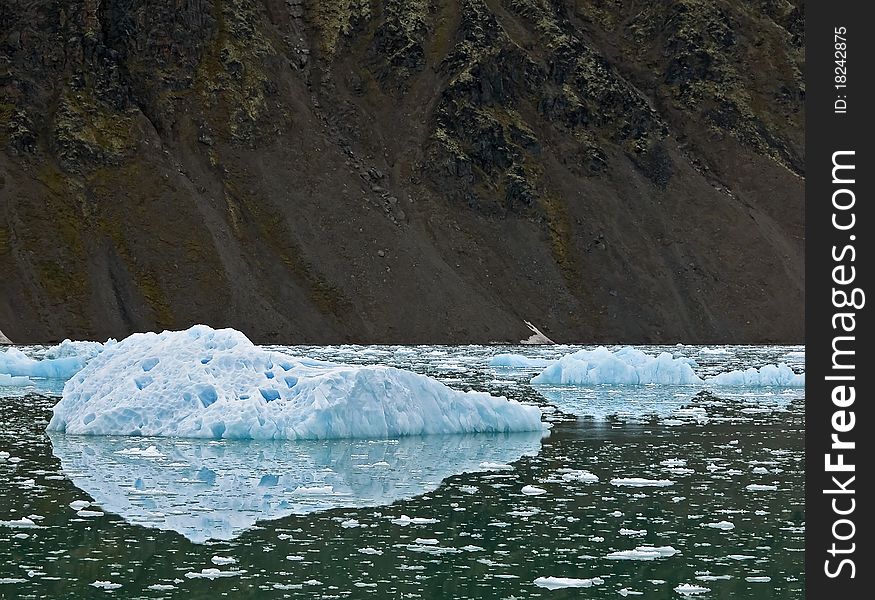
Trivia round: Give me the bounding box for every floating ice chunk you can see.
[620,528,647,536]
[479,461,514,470]
[706,363,804,387]
[1,339,113,380]
[48,326,545,440]
[532,347,703,385]
[619,588,644,596]
[559,469,599,483]
[69,500,91,510]
[745,576,772,583]
[147,584,176,591]
[674,583,710,596]
[606,546,679,561]
[610,478,674,487]
[211,556,237,565]
[696,574,732,581]
[521,485,546,495]
[185,568,246,579]
[704,521,735,530]
[489,354,553,369]
[534,576,604,589]
[745,484,778,492]
[115,446,164,458]
[76,509,104,518]
[358,547,383,555]
[660,458,687,467]
[390,515,440,526]
[340,519,361,528]
[0,373,31,386]
[0,517,38,528]
[89,581,122,590]
[414,538,439,545]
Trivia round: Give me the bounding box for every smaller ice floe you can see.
[696,574,732,581]
[211,556,237,565]
[559,469,599,483]
[745,484,778,492]
[69,500,91,510]
[619,588,644,596]
[534,576,604,589]
[606,546,679,561]
[114,446,164,458]
[532,347,702,385]
[674,583,710,596]
[745,576,772,583]
[479,462,514,471]
[489,354,553,369]
[358,547,383,555]
[77,509,104,517]
[89,581,122,590]
[699,347,730,355]
[660,458,687,467]
[390,515,439,526]
[0,517,38,528]
[703,521,735,530]
[706,363,804,387]
[1,339,113,380]
[620,528,647,536]
[610,478,674,487]
[0,373,31,386]
[521,485,546,495]
[340,519,361,528]
[184,568,246,579]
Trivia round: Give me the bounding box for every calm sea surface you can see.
[0,345,804,598]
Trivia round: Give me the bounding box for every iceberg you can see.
[705,363,804,387]
[531,347,703,385]
[1,339,112,380]
[48,430,544,542]
[530,346,804,388]
[47,326,544,439]
[0,373,31,387]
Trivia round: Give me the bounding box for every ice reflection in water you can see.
[48,431,544,543]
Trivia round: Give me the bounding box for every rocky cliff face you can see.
[0,0,803,344]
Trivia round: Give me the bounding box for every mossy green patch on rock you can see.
[51,91,139,172]
[311,0,373,57]
[192,0,278,144]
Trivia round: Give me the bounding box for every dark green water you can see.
[0,345,804,598]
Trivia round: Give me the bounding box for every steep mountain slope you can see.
[0,0,803,344]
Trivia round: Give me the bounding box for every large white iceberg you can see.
[47,326,545,439]
[531,347,703,385]
[705,363,804,387]
[49,431,543,542]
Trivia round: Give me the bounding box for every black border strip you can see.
[805,1,871,596]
